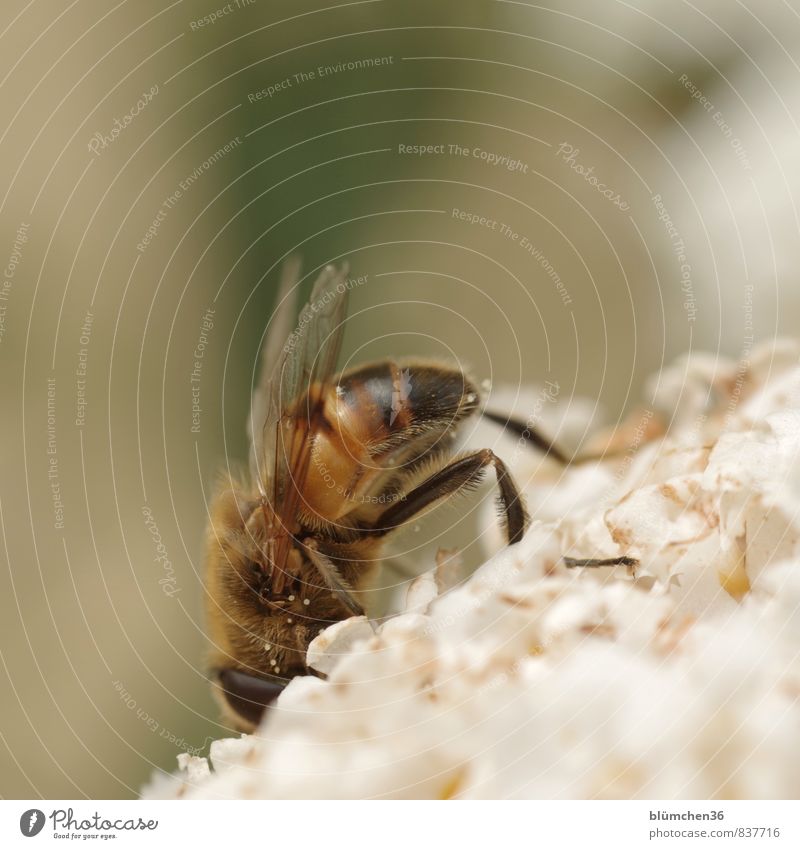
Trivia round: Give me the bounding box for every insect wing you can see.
[248,256,302,492]
[258,264,351,582]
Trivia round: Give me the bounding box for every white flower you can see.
[144,341,800,799]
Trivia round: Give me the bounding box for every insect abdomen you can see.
[336,360,478,445]
[298,362,480,522]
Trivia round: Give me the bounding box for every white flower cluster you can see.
[144,342,800,799]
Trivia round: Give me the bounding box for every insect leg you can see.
[482,409,572,464]
[483,409,642,466]
[483,413,641,569]
[371,449,529,545]
[301,538,367,618]
[564,555,639,571]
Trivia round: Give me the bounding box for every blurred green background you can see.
[1,0,799,798]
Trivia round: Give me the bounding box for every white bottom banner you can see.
[1,800,798,848]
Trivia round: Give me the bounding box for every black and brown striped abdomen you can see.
[334,360,480,451]
[298,361,480,523]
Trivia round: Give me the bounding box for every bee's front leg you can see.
[300,538,366,619]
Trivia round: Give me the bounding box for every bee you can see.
[205,260,632,731]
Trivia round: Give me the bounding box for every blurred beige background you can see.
[1,0,799,798]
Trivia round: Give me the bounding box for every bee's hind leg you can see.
[563,555,639,572]
[482,409,572,464]
[370,449,529,545]
[482,413,641,569]
[482,409,622,466]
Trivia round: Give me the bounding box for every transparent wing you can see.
[248,256,302,489]
[252,262,351,583]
